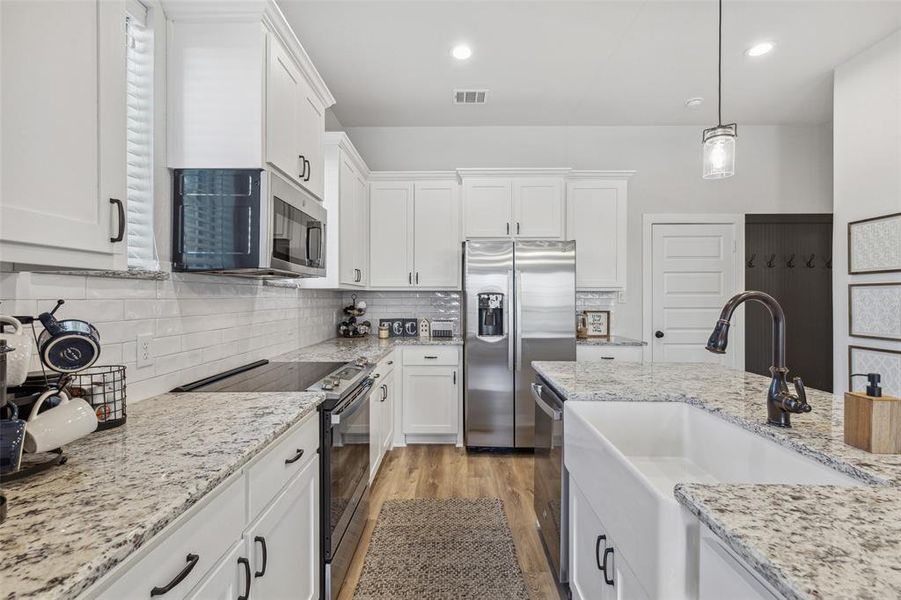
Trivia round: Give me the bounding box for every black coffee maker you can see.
[477,293,505,337]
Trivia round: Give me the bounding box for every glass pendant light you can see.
[702,0,737,179]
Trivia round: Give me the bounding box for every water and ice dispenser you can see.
[478,292,505,337]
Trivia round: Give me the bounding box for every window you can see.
[126,1,158,270]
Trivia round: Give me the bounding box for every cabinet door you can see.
[463,179,512,238]
[338,156,363,286]
[402,366,458,435]
[353,172,368,285]
[569,479,615,600]
[186,542,249,600]
[381,372,395,454]
[513,178,564,238]
[1,0,127,270]
[413,181,461,288]
[566,180,628,289]
[369,181,414,287]
[247,456,319,600]
[370,384,383,482]
[298,83,325,200]
[266,36,304,185]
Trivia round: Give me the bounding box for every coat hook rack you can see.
[805,254,816,268]
[746,253,756,268]
[766,254,777,268]
[786,254,796,268]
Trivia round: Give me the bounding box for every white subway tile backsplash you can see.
[1,272,343,401]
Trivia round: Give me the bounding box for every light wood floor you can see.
[337,445,561,600]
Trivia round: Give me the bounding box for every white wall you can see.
[345,124,834,339]
[833,30,901,394]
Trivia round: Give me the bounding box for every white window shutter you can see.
[126,5,158,271]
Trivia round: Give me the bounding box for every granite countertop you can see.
[532,360,901,599]
[272,335,464,363]
[576,335,646,347]
[0,390,325,600]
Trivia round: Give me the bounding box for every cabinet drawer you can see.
[97,475,245,600]
[576,345,643,363]
[248,413,319,518]
[402,347,458,366]
[372,351,396,380]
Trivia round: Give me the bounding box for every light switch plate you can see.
[137,334,153,369]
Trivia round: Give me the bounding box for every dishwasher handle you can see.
[531,383,562,421]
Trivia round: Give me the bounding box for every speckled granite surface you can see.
[533,360,901,599]
[0,390,324,600]
[273,335,463,364]
[576,335,646,347]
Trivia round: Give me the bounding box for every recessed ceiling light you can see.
[685,97,704,108]
[451,44,472,60]
[746,41,775,57]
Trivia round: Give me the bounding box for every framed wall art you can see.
[848,212,901,274]
[582,310,610,339]
[849,283,901,341]
[849,345,901,397]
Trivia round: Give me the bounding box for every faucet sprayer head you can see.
[705,319,730,354]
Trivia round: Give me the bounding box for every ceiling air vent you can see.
[453,89,488,105]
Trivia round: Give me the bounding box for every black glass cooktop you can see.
[173,361,345,393]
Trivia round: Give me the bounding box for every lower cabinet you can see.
[92,415,320,600]
[570,478,649,600]
[402,365,458,435]
[244,456,320,600]
[370,354,396,481]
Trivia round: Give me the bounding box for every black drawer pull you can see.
[602,547,615,585]
[254,536,268,577]
[237,556,251,600]
[150,553,199,596]
[285,448,305,464]
[110,198,125,243]
[424,355,438,359]
[595,535,606,570]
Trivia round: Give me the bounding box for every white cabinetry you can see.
[401,347,461,439]
[370,352,396,481]
[461,171,565,240]
[91,414,320,600]
[570,478,649,600]
[566,178,629,289]
[369,177,460,289]
[166,3,333,199]
[1,0,128,270]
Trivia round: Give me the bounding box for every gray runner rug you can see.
[352,498,532,600]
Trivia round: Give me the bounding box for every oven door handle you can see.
[330,382,373,425]
[531,383,562,421]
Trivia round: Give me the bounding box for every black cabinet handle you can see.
[253,536,268,578]
[595,535,606,570]
[408,272,412,284]
[602,547,615,585]
[237,557,251,600]
[298,155,307,180]
[109,198,125,243]
[415,272,419,284]
[453,371,457,385]
[387,360,394,365]
[303,158,311,182]
[655,330,664,339]
[285,448,305,464]
[424,355,438,359]
[506,222,510,235]
[150,553,199,596]
[516,222,521,234]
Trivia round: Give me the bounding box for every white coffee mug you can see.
[0,315,34,387]
[24,390,98,454]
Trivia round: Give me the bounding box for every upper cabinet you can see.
[166,0,334,200]
[566,175,630,289]
[461,170,566,239]
[369,176,460,289]
[1,0,128,270]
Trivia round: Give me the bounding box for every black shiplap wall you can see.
[745,214,833,391]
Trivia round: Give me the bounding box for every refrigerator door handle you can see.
[508,269,515,371]
[515,270,523,371]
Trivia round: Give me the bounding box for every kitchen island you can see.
[533,360,901,600]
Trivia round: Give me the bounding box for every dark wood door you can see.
[745,214,833,391]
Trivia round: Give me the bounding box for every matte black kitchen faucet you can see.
[706,291,812,427]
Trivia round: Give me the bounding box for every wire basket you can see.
[66,365,127,430]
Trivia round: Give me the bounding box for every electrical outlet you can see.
[137,334,153,369]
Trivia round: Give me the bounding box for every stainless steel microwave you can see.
[172,169,326,278]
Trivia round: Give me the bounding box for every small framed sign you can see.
[582,310,610,339]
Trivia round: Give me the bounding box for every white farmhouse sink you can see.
[564,401,863,600]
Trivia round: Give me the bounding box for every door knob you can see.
[655,330,664,338]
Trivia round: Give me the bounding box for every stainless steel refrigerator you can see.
[464,240,576,448]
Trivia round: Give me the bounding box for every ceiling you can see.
[280,1,901,127]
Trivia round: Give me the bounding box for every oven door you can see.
[269,172,327,277]
[532,379,568,583]
[327,381,371,560]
